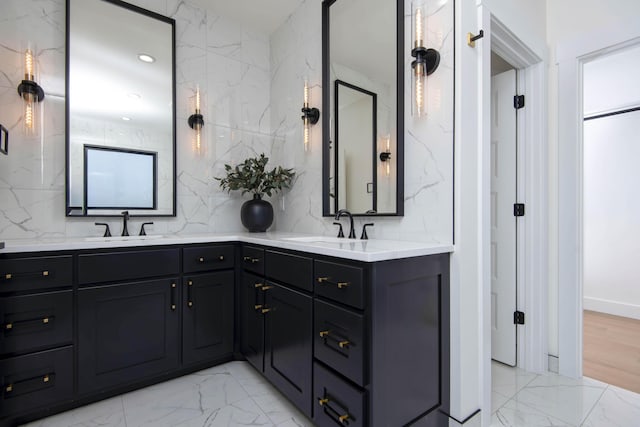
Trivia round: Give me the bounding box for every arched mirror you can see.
[322,0,404,216]
[65,0,176,217]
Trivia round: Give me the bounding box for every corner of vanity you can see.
[0,236,452,427]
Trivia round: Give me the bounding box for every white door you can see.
[491,69,518,366]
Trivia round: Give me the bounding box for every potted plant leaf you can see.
[215,153,295,232]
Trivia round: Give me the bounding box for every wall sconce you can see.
[17,44,44,136]
[301,80,320,152]
[411,1,440,117]
[379,135,392,177]
[188,86,204,155]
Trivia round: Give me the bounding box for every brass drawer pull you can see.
[43,375,50,383]
[318,398,329,406]
[261,285,273,291]
[338,340,350,349]
[6,384,13,393]
[43,317,49,324]
[42,270,49,277]
[339,414,350,423]
[254,282,264,288]
[317,277,329,283]
[261,308,271,314]
[5,273,12,280]
[317,277,350,289]
[5,323,13,330]
[254,304,263,310]
[319,330,330,338]
[243,256,260,263]
[337,282,349,289]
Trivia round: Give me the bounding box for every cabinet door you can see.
[264,283,312,416]
[78,278,180,394]
[240,272,265,372]
[183,271,234,365]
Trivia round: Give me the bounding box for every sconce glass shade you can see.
[301,80,320,152]
[17,43,44,137]
[379,135,392,177]
[188,86,204,155]
[411,1,440,117]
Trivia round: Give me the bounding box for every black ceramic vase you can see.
[240,194,274,232]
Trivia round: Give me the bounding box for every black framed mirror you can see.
[65,0,176,217]
[322,0,404,216]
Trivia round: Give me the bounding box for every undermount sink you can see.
[85,235,164,242]
[282,236,361,244]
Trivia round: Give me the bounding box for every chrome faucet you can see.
[121,211,130,236]
[335,209,356,239]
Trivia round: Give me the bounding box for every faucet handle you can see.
[95,222,112,237]
[139,222,154,236]
[333,222,344,238]
[360,223,374,240]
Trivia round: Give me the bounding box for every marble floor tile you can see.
[492,391,511,414]
[173,397,273,427]
[490,399,572,427]
[491,361,538,399]
[509,374,607,425]
[22,396,126,427]
[582,384,640,427]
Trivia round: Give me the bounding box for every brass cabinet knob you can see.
[171,304,176,310]
[188,281,193,286]
[5,323,12,330]
[5,384,13,393]
[5,273,12,280]
[171,283,176,288]
[42,270,49,277]
[188,301,193,307]
[338,340,350,349]
[43,375,50,383]
[43,317,49,324]
[219,255,224,261]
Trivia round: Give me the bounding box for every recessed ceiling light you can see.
[138,53,155,63]
[122,117,131,121]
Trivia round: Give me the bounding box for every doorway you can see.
[581,43,640,393]
[490,52,518,367]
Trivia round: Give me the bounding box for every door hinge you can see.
[514,95,525,110]
[514,203,525,217]
[514,311,525,325]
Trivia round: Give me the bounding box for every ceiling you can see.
[203,0,304,35]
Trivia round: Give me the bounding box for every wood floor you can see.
[583,310,640,394]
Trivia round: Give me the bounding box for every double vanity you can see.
[0,234,452,426]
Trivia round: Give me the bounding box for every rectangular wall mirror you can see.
[66,0,176,217]
[322,0,404,216]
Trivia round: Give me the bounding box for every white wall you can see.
[546,0,640,357]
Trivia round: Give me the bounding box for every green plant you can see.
[215,153,295,199]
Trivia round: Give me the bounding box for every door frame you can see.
[478,7,548,426]
[557,21,640,379]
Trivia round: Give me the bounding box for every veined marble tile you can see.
[174,397,273,427]
[491,361,539,399]
[121,369,249,426]
[582,384,640,427]
[491,399,572,427]
[511,373,607,425]
[21,396,126,427]
[492,391,511,414]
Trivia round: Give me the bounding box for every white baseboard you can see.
[548,355,559,373]
[583,296,640,320]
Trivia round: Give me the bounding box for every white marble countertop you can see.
[0,232,453,262]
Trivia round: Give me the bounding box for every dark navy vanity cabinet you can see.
[0,241,449,427]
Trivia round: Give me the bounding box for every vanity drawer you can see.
[241,246,265,275]
[266,250,313,292]
[313,362,365,427]
[1,290,72,356]
[0,346,73,417]
[314,300,365,386]
[78,248,180,285]
[183,245,234,273]
[0,256,72,293]
[314,260,364,309]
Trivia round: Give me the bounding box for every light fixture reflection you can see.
[301,80,320,152]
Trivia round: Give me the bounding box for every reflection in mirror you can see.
[334,80,377,213]
[323,0,403,216]
[66,0,176,216]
